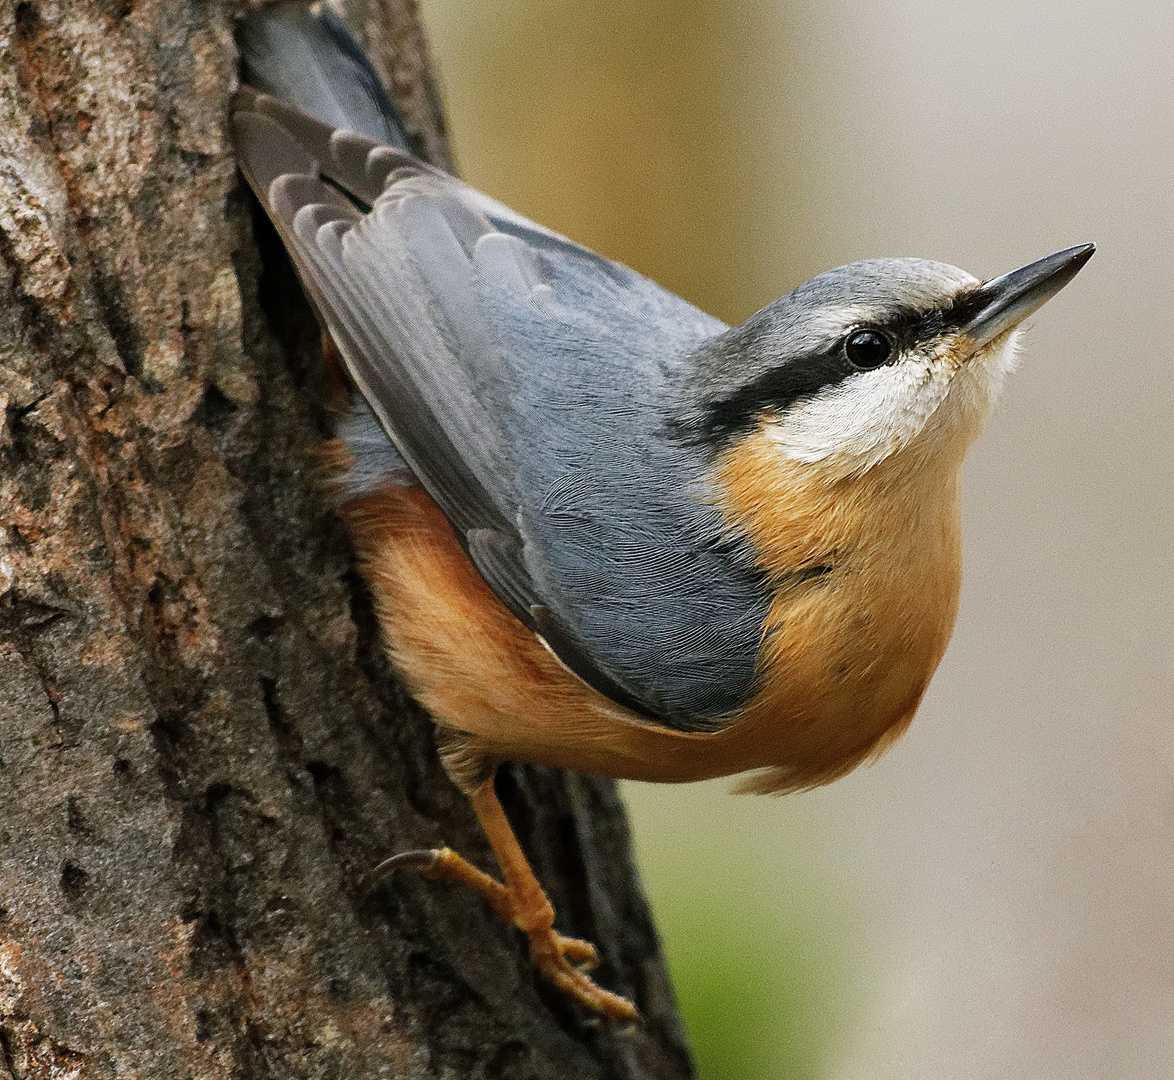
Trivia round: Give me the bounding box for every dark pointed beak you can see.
[961,243,1095,349]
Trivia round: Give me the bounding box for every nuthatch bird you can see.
[233,1,1093,1022]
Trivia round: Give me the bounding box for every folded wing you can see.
[232,89,771,726]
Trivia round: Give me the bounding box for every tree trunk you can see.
[0,1,693,1076]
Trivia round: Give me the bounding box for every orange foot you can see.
[367,779,640,1024]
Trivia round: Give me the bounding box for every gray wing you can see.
[232,89,772,726]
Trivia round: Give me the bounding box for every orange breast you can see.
[705,425,963,792]
[331,423,964,794]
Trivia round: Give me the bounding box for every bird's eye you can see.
[844,329,893,370]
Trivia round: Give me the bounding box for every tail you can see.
[236,0,411,150]
[234,3,414,498]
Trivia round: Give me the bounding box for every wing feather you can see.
[232,89,771,725]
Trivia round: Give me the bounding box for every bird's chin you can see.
[952,327,1023,421]
[898,331,1023,471]
[968,324,1023,376]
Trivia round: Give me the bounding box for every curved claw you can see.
[555,933,600,971]
[362,848,439,891]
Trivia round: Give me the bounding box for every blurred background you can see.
[414,1,1173,1076]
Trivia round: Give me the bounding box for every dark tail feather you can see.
[236,0,411,150]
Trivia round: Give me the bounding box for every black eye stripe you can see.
[673,350,852,445]
[673,292,985,448]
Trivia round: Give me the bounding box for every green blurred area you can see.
[625,782,863,1080]
[418,2,862,1074]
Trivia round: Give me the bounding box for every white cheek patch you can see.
[762,356,952,472]
[762,333,1021,475]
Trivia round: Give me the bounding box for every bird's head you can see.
[676,244,1093,480]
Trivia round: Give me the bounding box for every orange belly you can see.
[334,423,963,794]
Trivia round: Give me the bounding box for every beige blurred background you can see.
[414,1,1173,1076]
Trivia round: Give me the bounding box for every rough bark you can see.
[0,1,693,1076]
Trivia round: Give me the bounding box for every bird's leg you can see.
[372,775,639,1022]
